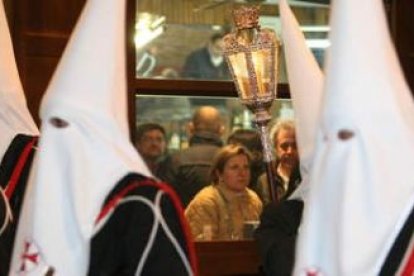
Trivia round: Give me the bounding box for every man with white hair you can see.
[256,119,301,205]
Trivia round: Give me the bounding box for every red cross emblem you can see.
[306,267,322,276]
[20,240,41,272]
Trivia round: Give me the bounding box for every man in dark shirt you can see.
[135,123,168,179]
[182,33,230,80]
[163,106,224,207]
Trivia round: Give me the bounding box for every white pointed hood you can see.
[0,0,38,160]
[279,0,323,200]
[10,0,151,275]
[294,0,414,274]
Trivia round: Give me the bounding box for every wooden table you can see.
[195,240,262,276]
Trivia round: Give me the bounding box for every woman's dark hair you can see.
[227,129,263,153]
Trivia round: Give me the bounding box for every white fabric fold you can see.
[294,0,414,274]
[279,0,324,200]
[10,0,152,275]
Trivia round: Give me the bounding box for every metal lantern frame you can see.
[224,6,281,203]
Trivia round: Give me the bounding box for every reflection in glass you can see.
[181,32,231,80]
[135,0,329,81]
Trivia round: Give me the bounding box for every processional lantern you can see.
[223,5,281,203]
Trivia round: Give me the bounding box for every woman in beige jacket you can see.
[185,144,263,240]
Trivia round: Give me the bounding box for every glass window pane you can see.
[135,95,294,152]
[135,1,330,82]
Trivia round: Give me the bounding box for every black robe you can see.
[0,134,37,276]
[380,205,414,275]
[255,200,304,276]
[88,173,197,276]
[256,200,414,276]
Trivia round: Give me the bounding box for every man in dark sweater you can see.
[135,123,168,179]
[182,33,230,80]
[163,106,224,207]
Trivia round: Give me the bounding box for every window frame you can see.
[126,0,290,138]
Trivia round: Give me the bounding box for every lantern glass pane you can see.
[252,48,272,97]
[228,52,252,100]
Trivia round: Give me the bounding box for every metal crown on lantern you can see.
[223,5,281,203]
